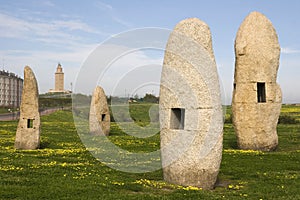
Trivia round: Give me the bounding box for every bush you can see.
[278,115,298,124]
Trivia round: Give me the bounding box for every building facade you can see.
[0,70,23,108]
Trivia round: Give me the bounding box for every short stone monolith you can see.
[14,66,40,150]
[89,86,110,136]
[232,11,282,151]
[159,18,223,189]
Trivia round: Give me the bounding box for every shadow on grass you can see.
[39,140,51,149]
[228,140,238,149]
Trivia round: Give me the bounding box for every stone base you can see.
[15,129,40,150]
[163,166,219,190]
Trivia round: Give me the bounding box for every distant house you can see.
[0,70,23,108]
[128,99,137,103]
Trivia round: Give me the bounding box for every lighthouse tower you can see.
[55,63,64,92]
[48,63,70,93]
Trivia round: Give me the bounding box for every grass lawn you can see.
[0,105,299,199]
[0,108,18,114]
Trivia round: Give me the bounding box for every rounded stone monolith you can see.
[14,66,40,150]
[89,86,110,136]
[159,18,223,189]
[232,11,282,151]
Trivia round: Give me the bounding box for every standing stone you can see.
[89,86,110,136]
[14,66,40,150]
[232,11,282,151]
[159,18,223,189]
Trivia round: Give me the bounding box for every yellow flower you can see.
[224,149,264,155]
[111,181,125,186]
[134,179,202,191]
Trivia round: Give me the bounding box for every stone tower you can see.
[15,66,40,150]
[89,86,110,136]
[232,12,282,151]
[159,18,223,189]
[55,63,64,92]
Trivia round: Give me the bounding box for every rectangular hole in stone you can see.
[233,83,236,90]
[101,114,106,121]
[27,119,33,128]
[170,108,185,130]
[257,82,266,103]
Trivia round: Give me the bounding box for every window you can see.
[170,108,185,130]
[27,119,34,128]
[257,82,266,103]
[101,114,106,121]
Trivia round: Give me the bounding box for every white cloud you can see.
[42,0,55,7]
[281,47,300,54]
[94,1,113,11]
[73,44,163,96]
[0,43,97,70]
[111,16,133,28]
[0,12,103,47]
[0,43,98,93]
[51,20,101,34]
[0,9,108,93]
[94,1,132,28]
[0,13,30,38]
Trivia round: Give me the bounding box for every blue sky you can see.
[0,0,299,103]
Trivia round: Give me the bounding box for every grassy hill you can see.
[0,105,299,199]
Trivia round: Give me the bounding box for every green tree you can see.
[142,93,158,103]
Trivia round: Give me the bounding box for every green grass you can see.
[0,108,8,113]
[0,105,299,199]
[280,105,300,124]
[0,108,18,114]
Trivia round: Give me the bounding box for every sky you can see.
[0,0,299,104]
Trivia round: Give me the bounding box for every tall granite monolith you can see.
[159,18,223,189]
[14,66,40,150]
[232,11,282,151]
[89,86,110,136]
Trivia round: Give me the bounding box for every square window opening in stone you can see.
[27,119,34,128]
[170,108,185,130]
[101,114,106,121]
[257,82,266,103]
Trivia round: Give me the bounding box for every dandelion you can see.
[134,179,202,191]
[182,186,202,191]
[0,165,23,171]
[224,149,264,155]
[111,181,125,186]
[228,184,243,190]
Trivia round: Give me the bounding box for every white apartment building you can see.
[0,70,23,108]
